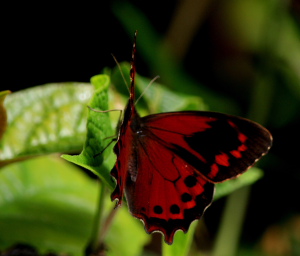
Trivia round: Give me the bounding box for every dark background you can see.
[2,0,300,255]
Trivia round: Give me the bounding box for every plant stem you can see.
[85,180,106,255]
[212,186,251,256]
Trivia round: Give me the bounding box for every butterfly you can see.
[110,31,272,244]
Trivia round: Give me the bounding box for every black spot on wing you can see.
[154,205,163,214]
[181,193,192,202]
[170,204,180,214]
[184,175,198,188]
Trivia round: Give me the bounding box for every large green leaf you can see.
[0,155,98,255]
[0,83,93,166]
[0,155,149,255]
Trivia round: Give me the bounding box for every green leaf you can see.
[0,155,149,255]
[112,2,239,114]
[162,221,196,256]
[0,83,93,166]
[109,63,208,115]
[0,155,98,255]
[214,167,263,200]
[62,74,115,189]
[105,204,150,256]
[0,90,11,140]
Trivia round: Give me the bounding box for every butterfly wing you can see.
[111,110,272,244]
[141,111,272,182]
[125,132,215,244]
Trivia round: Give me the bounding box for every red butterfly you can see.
[110,31,272,244]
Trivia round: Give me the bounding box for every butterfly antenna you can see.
[135,75,160,105]
[129,30,138,105]
[111,54,130,94]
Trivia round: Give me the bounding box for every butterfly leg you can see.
[87,106,122,113]
[87,106,123,157]
[94,138,117,158]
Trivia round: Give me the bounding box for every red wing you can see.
[111,120,134,207]
[141,111,272,182]
[124,135,214,244]
[111,110,272,244]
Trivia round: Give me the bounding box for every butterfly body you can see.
[110,31,272,244]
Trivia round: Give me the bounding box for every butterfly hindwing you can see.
[113,120,215,244]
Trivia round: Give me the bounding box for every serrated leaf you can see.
[0,155,98,255]
[62,75,115,189]
[0,83,93,166]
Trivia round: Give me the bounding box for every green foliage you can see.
[62,75,115,189]
[108,62,208,114]
[112,1,240,115]
[0,83,93,166]
[0,156,98,255]
[162,221,197,256]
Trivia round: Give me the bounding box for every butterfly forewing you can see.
[141,111,272,182]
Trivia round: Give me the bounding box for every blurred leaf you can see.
[218,0,273,51]
[0,90,11,140]
[0,155,149,255]
[0,83,93,166]
[0,155,98,255]
[62,75,115,190]
[109,63,208,115]
[162,221,196,256]
[215,167,263,200]
[105,203,150,256]
[112,1,239,114]
[273,4,300,94]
